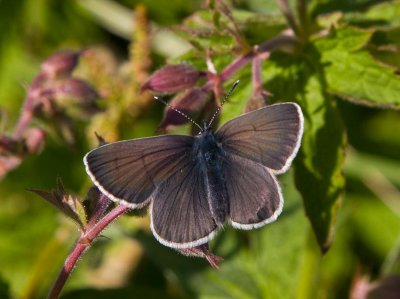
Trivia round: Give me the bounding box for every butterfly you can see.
[84,102,304,249]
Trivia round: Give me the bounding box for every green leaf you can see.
[314,26,400,108]
[344,0,400,27]
[172,10,237,54]
[240,14,287,45]
[261,51,347,252]
[294,75,346,252]
[315,26,372,52]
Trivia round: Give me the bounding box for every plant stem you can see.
[218,34,297,83]
[297,0,309,40]
[13,101,34,139]
[275,0,300,36]
[252,51,263,96]
[47,203,130,299]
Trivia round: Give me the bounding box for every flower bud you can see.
[40,50,81,79]
[54,78,99,103]
[159,88,210,131]
[141,64,203,93]
[53,78,101,117]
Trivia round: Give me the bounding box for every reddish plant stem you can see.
[47,203,130,299]
[221,34,296,82]
[201,34,296,98]
[13,101,34,139]
[252,51,263,96]
[13,73,48,139]
[220,53,253,82]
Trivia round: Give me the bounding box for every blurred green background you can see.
[1,1,400,299]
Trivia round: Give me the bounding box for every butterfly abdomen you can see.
[194,130,230,225]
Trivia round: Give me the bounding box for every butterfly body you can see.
[84,103,304,248]
[193,128,229,225]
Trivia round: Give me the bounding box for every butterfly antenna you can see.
[208,80,240,127]
[154,96,203,132]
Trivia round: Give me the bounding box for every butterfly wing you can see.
[216,103,303,174]
[216,102,302,228]
[150,159,218,249]
[222,154,283,229]
[84,135,194,208]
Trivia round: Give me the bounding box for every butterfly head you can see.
[201,121,212,133]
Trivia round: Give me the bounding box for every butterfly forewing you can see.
[222,154,283,229]
[216,103,303,174]
[84,135,194,208]
[151,159,218,248]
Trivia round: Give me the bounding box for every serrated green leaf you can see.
[294,76,346,252]
[173,26,236,53]
[260,51,346,252]
[240,15,287,45]
[344,0,400,27]
[314,27,400,108]
[315,26,372,52]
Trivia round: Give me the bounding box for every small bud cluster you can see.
[0,50,101,180]
[141,64,212,131]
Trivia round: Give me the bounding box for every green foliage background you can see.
[1,0,400,298]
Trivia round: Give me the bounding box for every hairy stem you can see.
[47,203,130,299]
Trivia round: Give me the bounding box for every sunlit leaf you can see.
[314,26,400,108]
[344,1,400,27]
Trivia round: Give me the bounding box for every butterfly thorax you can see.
[193,129,229,225]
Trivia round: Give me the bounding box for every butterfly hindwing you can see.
[84,135,194,208]
[222,154,283,229]
[150,159,218,248]
[216,103,303,174]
